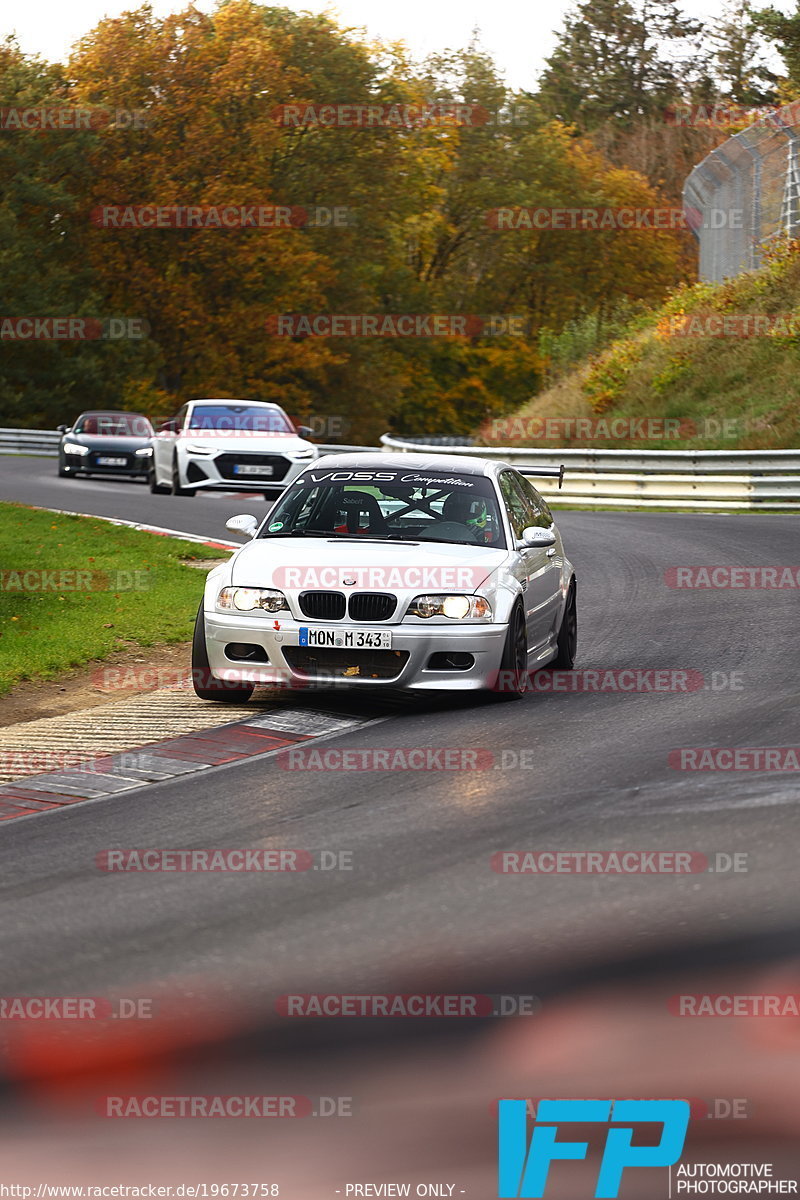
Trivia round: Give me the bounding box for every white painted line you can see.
[24,504,239,549]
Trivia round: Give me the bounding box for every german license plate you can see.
[299,627,392,649]
[96,456,127,466]
[233,463,273,476]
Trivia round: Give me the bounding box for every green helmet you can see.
[466,498,489,531]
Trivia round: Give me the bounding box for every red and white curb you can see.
[0,709,370,823]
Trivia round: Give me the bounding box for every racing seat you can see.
[441,493,476,525]
[420,492,486,543]
[334,491,389,535]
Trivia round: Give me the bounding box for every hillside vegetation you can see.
[477,239,800,451]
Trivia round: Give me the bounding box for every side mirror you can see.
[296,425,314,439]
[57,424,68,433]
[226,514,258,540]
[521,526,556,549]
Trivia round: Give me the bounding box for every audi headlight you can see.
[217,586,289,614]
[63,441,89,455]
[289,448,316,458]
[134,446,153,457]
[185,442,213,455]
[407,594,492,620]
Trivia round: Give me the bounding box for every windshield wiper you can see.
[259,529,388,539]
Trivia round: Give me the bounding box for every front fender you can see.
[202,557,237,610]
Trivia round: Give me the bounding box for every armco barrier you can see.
[0,428,61,455]
[379,435,800,509]
[0,428,376,459]
[2,427,799,509]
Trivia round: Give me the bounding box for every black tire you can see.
[493,602,528,700]
[191,605,254,703]
[171,456,195,497]
[551,579,577,669]
[149,461,170,494]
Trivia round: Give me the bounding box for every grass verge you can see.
[0,503,229,696]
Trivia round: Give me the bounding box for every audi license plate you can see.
[96,456,127,466]
[299,627,392,649]
[233,463,273,476]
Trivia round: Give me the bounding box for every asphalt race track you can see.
[0,454,798,1001]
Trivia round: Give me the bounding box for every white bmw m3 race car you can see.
[191,453,576,700]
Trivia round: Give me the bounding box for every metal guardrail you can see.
[0,428,376,459]
[2,426,799,508]
[379,435,800,509]
[0,428,61,456]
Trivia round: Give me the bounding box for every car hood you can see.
[64,434,151,450]
[180,433,315,454]
[230,537,508,593]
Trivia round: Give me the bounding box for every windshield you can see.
[188,404,294,434]
[73,413,153,437]
[260,467,506,547]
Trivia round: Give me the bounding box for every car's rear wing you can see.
[518,464,565,489]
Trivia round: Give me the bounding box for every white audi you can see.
[192,453,577,700]
[150,399,318,498]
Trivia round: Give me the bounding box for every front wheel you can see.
[191,605,254,703]
[551,579,577,669]
[171,456,195,497]
[149,461,170,494]
[492,602,528,700]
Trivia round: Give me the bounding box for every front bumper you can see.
[183,452,314,493]
[204,611,508,691]
[63,452,149,476]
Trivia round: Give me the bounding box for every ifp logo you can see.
[498,1099,689,1197]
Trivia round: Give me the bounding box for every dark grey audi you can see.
[57,411,154,479]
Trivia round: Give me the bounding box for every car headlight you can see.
[217,586,289,613]
[289,448,316,458]
[407,594,492,620]
[134,446,153,457]
[185,442,213,455]
[63,441,89,455]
